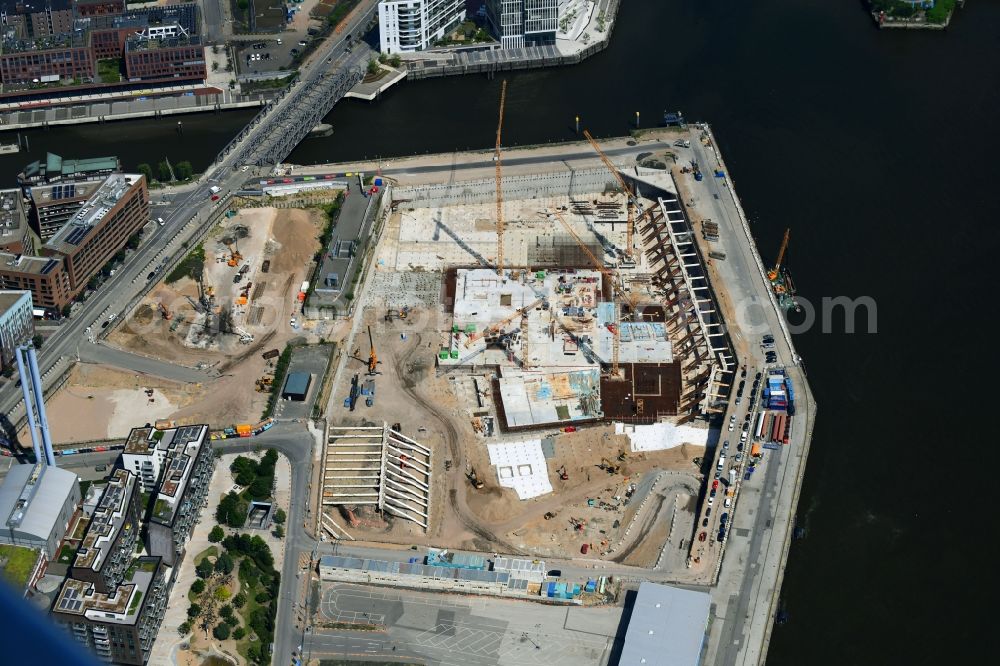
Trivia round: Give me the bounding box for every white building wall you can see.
[379,0,466,53]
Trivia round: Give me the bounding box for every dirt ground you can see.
[100,207,326,427]
[323,303,705,562]
[28,364,199,444]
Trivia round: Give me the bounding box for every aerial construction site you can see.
[315,86,768,585]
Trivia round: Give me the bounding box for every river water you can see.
[3,0,996,662]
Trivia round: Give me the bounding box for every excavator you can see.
[226,241,243,267]
[556,465,569,481]
[367,326,378,375]
[157,303,172,320]
[600,457,621,474]
[467,467,485,490]
[617,450,629,462]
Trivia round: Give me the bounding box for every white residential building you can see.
[378,0,466,54]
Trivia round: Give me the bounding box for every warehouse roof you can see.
[617,582,711,666]
[0,464,78,540]
[282,372,311,397]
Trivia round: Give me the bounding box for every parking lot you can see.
[308,583,623,666]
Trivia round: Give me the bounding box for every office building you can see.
[0,188,38,254]
[485,0,558,48]
[0,290,35,370]
[0,2,204,90]
[378,0,466,53]
[18,153,121,188]
[0,463,80,558]
[52,556,169,665]
[27,178,107,241]
[124,34,205,81]
[69,469,140,594]
[121,424,211,566]
[42,173,148,291]
[0,252,72,311]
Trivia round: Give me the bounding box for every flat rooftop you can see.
[72,469,136,572]
[618,582,711,666]
[123,424,208,525]
[0,251,61,276]
[53,557,161,625]
[0,463,77,537]
[45,174,140,255]
[0,188,27,239]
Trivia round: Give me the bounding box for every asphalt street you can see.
[0,2,380,435]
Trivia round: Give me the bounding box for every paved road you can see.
[0,2,380,436]
[77,343,213,383]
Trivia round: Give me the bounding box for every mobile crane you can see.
[367,326,378,375]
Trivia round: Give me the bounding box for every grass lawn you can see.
[0,545,39,589]
[166,244,205,284]
[194,546,218,565]
[926,0,955,23]
[97,58,122,83]
[57,543,78,564]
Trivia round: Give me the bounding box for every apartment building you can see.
[52,556,169,665]
[69,469,140,594]
[124,34,205,81]
[18,152,120,188]
[378,0,466,53]
[0,252,71,311]
[121,424,212,566]
[485,0,558,48]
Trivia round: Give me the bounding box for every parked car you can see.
[147,272,156,280]
[95,464,107,472]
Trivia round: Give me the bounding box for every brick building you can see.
[124,34,204,81]
[27,178,106,241]
[0,188,38,254]
[0,173,146,313]
[0,33,93,85]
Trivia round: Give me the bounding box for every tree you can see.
[196,558,214,579]
[225,615,239,627]
[233,627,245,640]
[178,621,191,635]
[213,623,230,640]
[237,0,248,11]
[191,579,205,595]
[232,592,246,608]
[255,591,270,604]
[214,586,231,602]
[157,161,172,182]
[272,525,284,539]
[367,57,379,75]
[175,161,193,180]
[208,525,224,543]
[31,334,44,350]
[187,603,202,619]
[126,233,141,250]
[248,476,271,500]
[61,304,72,319]
[220,604,233,619]
[215,551,235,575]
[272,508,286,525]
[137,163,153,182]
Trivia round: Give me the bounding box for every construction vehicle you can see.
[767,228,799,311]
[543,511,557,520]
[556,465,569,481]
[494,79,508,276]
[262,348,280,361]
[583,129,642,258]
[618,450,629,462]
[384,306,409,322]
[463,297,543,348]
[225,242,242,267]
[467,467,485,490]
[570,517,585,531]
[600,457,621,474]
[367,325,378,374]
[255,376,274,392]
[157,303,172,320]
[234,326,254,344]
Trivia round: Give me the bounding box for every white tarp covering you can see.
[487,440,553,500]
[617,422,710,453]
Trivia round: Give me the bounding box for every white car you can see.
[728,415,736,432]
[724,497,732,508]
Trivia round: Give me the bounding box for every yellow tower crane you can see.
[494,80,508,277]
[583,129,641,259]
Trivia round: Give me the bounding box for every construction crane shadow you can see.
[434,212,492,269]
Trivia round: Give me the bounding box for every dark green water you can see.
[2,1,995,662]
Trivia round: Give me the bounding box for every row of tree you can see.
[137,160,194,184]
